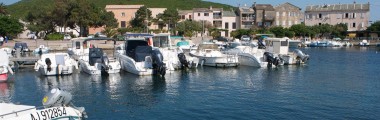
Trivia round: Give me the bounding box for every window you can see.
[307,14,312,19]
[352,13,356,18]
[225,22,229,29]
[276,12,279,17]
[258,22,263,26]
[189,15,192,19]
[282,21,286,25]
[360,13,364,18]
[181,15,185,19]
[352,23,356,28]
[345,13,349,18]
[288,21,292,26]
[121,12,125,17]
[198,13,200,16]
[204,13,209,16]
[232,22,236,29]
[319,23,322,25]
[121,21,126,28]
[282,12,286,16]
[318,13,322,18]
[276,21,280,26]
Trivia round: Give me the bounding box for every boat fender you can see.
[45,58,52,72]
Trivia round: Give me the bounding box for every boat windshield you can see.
[152,36,169,48]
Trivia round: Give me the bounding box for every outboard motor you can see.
[42,88,73,108]
[45,58,52,72]
[294,49,310,63]
[264,52,280,67]
[151,49,166,77]
[178,53,189,69]
[258,39,266,49]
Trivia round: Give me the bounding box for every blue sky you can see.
[2,0,379,21]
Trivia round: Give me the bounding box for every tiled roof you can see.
[105,5,144,9]
[253,4,275,11]
[238,7,254,13]
[223,10,236,17]
[305,3,369,12]
[178,10,193,15]
[193,8,223,12]
[275,2,301,10]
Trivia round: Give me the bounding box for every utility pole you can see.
[145,8,148,33]
[202,20,204,41]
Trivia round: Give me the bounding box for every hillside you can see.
[7,0,235,19]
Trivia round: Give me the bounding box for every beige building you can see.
[148,8,166,30]
[178,10,193,21]
[274,2,303,28]
[236,6,255,29]
[305,3,370,31]
[253,4,275,28]
[89,5,144,34]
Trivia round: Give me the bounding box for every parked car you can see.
[12,42,29,55]
[241,35,251,41]
[214,36,229,42]
[64,34,72,40]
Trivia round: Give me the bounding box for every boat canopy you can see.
[83,37,116,44]
[125,33,153,38]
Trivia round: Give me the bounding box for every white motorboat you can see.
[33,45,49,55]
[115,36,173,76]
[0,88,87,120]
[152,33,198,69]
[359,40,370,46]
[190,43,239,67]
[0,51,13,82]
[327,40,343,47]
[79,48,120,75]
[263,37,310,66]
[288,38,302,48]
[223,42,267,68]
[34,53,78,76]
[69,38,121,75]
[67,37,88,60]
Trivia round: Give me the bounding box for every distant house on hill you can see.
[304,2,370,32]
[274,2,303,28]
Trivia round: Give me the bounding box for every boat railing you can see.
[0,105,48,118]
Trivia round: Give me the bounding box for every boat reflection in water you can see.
[0,82,14,103]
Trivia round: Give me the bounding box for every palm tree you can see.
[0,3,8,15]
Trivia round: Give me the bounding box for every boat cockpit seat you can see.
[134,46,152,62]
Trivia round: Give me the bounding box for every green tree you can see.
[367,21,380,31]
[0,3,8,15]
[289,23,308,37]
[130,6,152,32]
[102,27,117,38]
[156,8,179,34]
[176,20,201,38]
[331,23,347,39]
[269,26,286,37]
[0,15,23,36]
[24,7,56,38]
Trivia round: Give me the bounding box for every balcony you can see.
[242,17,254,21]
[213,15,222,20]
[241,25,252,29]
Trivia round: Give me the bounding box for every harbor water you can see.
[1,47,380,119]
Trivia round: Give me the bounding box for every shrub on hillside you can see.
[45,33,64,40]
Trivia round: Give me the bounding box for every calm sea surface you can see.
[1,47,380,119]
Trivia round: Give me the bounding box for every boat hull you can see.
[38,66,74,76]
[0,73,8,82]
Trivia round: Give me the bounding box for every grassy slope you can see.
[8,0,235,19]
